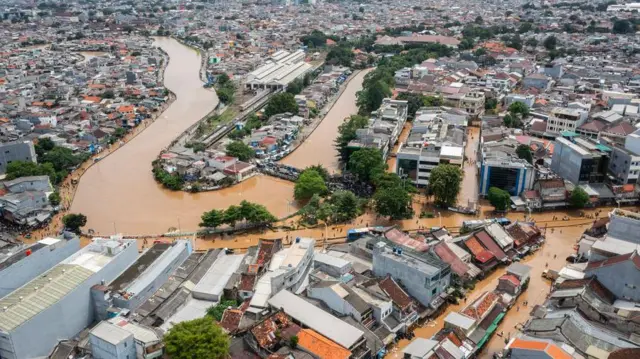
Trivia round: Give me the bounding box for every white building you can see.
[0,236,80,298]
[245,50,313,91]
[395,109,466,186]
[546,107,588,135]
[249,237,315,309]
[0,237,138,359]
[89,317,163,359]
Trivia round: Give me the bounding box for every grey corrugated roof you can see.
[0,264,93,332]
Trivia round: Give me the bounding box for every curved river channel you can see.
[71,38,368,235]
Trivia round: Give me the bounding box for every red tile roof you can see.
[475,230,507,261]
[465,237,496,264]
[384,228,429,252]
[499,274,521,287]
[220,309,243,334]
[379,276,413,310]
[433,242,470,277]
[461,291,499,320]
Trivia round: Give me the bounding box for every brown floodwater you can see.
[70,38,297,235]
[279,69,372,173]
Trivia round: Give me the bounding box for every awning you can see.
[475,312,505,349]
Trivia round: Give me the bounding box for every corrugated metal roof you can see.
[0,264,93,332]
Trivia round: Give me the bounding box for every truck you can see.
[542,269,559,281]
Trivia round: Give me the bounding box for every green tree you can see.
[223,205,242,226]
[357,80,391,114]
[475,15,483,24]
[374,185,413,219]
[326,46,355,67]
[508,102,530,118]
[488,187,511,211]
[49,192,61,206]
[348,148,386,183]
[328,190,361,222]
[41,146,84,172]
[35,137,55,157]
[217,73,230,85]
[216,86,234,104]
[570,187,590,208]
[335,115,369,162]
[286,78,304,95]
[113,127,127,139]
[200,209,225,229]
[484,98,498,110]
[613,19,633,34]
[238,200,277,224]
[206,299,238,321]
[294,169,328,201]
[543,35,557,50]
[396,92,425,118]
[525,37,538,47]
[289,335,299,349]
[62,213,87,234]
[264,93,299,118]
[6,161,57,183]
[164,318,229,359]
[225,141,254,161]
[305,164,330,181]
[429,164,463,206]
[516,144,533,164]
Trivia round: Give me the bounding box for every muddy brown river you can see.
[70,38,371,235]
[280,69,372,173]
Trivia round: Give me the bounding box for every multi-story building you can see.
[546,107,588,135]
[372,241,451,308]
[0,235,80,298]
[0,140,36,174]
[349,98,408,159]
[609,128,640,184]
[479,139,535,196]
[0,237,138,359]
[458,91,485,117]
[551,137,610,184]
[395,109,465,187]
[249,237,315,309]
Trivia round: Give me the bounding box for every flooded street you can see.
[70,38,297,235]
[384,223,586,358]
[280,69,372,173]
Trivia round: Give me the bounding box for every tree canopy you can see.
[225,141,255,161]
[613,19,633,34]
[429,164,463,206]
[264,92,299,118]
[516,144,534,164]
[570,187,590,208]
[543,35,557,50]
[374,183,413,219]
[357,80,391,115]
[200,201,277,228]
[326,46,355,67]
[62,213,87,234]
[164,318,229,359]
[488,187,511,211]
[348,148,386,183]
[508,102,530,118]
[294,168,328,201]
[335,115,369,162]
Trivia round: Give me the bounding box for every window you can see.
[124,342,127,348]
[432,287,438,295]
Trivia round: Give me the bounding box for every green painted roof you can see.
[560,131,579,137]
